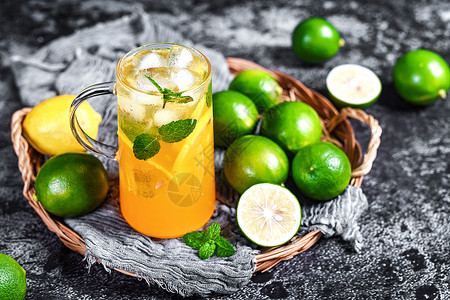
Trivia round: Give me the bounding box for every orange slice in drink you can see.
[172,106,212,174]
[117,130,173,199]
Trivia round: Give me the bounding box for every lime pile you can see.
[213,68,353,247]
[218,19,450,248]
[0,253,26,300]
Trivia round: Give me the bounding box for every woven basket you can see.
[10,58,381,276]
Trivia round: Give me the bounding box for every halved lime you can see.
[326,64,382,108]
[236,183,301,247]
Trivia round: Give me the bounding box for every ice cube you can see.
[118,98,148,121]
[133,93,163,106]
[136,68,176,93]
[138,52,166,70]
[168,46,194,68]
[136,71,159,93]
[153,108,181,127]
[170,68,196,92]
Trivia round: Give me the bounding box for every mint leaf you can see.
[207,222,221,240]
[214,236,235,257]
[159,119,197,143]
[183,231,207,250]
[199,241,216,260]
[133,133,161,160]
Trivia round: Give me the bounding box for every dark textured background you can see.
[1,0,449,299]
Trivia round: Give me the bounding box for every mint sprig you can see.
[130,76,197,161]
[132,118,197,161]
[183,222,235,260]
[145,75,193,108]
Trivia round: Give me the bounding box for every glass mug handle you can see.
[69,81,118,158]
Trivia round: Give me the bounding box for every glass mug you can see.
[70,44,215,238]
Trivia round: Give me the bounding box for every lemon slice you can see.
[236,183,302,247]
[172,107,212,172]
[326,64,382,108]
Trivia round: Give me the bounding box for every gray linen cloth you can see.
[9,11,368,297]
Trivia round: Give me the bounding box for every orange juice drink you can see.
[115,44,215,238]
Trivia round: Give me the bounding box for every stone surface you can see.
[0,0,449,299]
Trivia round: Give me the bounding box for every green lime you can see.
[212,90,259,148]
[393,49,450,105]
[35,153,109,217]
[326,64,382,108]
[292,17,344,64]
[236,183,301,247]
[229,69,283,113]
[0,253,26,300]
[291,142,351,201]
[260,101,322,157]
[223,135,289,195]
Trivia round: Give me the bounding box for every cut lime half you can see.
[326,64,382,108]
[236,183,301,247]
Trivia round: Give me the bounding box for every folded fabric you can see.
[10,10,368,297]
[65,183,258,297]
[300,185,368,252]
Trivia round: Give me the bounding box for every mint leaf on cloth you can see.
[183,222,236,260]
[159,119,197,143]
[133,133,161,160]
[207,222,221,240]
[214,236,236,257]
[199,241,216,260]
[183,231,207,250]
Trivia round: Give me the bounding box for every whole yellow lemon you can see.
[23,95,102,156]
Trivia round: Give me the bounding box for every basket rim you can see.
[10,57,382,276]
